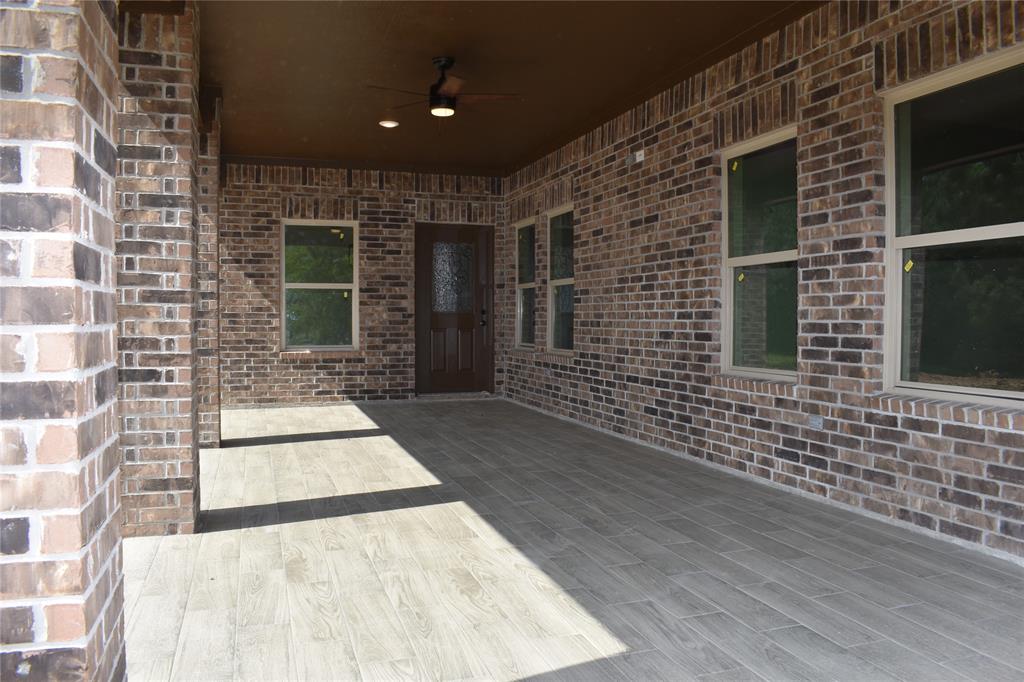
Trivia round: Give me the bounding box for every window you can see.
[281,221,358,349]
[722,129,798,379]
[548,208,574,351]
[516,221,537,346]
[886,57,1024,403]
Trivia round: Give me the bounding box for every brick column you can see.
[1,1,125,678]
[196,95,220,447]
[116,3,201,535]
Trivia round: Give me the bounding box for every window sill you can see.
[280,347,359,359]
[869,388,1024,426]
[531,348,575,362]
[712,372,798,397]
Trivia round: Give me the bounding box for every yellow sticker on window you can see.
[737,272,745,282]
[903,259,914,272]
[343,291,349,298]
[731,160,739,172]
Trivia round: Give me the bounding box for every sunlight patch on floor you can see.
[124,405,626,681]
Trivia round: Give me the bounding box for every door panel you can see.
[430,329,446,372]
[416,224,493,393]
[458,329,474,372]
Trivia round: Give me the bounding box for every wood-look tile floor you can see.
[124,399,1024,681]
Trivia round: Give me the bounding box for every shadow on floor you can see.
[219,427,384,448]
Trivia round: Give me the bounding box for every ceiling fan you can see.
[369,56,520,119]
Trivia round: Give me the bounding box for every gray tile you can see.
[738,582,880,647]
[722,549,841,596]
[942,655,1024,682]
[669,543,767,587]
[849,639,972,680]
[610,649,695,682]
[558,525,641,566]
[683,612,821,682]
[856,565,994,621]
[714,525,809,561]
[610,511,695,545]
[764,625,900,681]
[671,572,797,631]
[816,592,976,662]
[611,562,718,618]
[660,518,750,553]
[788,556,919,607]
[892,602,1024,668]
[549,552,644,604]
[617,600,740,675]
[608,532,702,576]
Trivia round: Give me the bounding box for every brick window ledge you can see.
[866,392,1024,430]
[535,349,575,363]
[711,373,798,398]
[279,348,360,360]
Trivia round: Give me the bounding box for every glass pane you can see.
[432,241,473,313]
[285,225,354,283]
[285,289,353,347]
[896,64,1024,236]
[901,236,1024,392]
[727,139,797,257]
[732,261,797,371]
[552,283,574,350]
[518,287,536,345]
[518,225,536,284]
[550,211,574,280]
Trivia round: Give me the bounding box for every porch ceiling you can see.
[199,0,819,175]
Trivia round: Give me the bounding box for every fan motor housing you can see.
[429,83,457,113]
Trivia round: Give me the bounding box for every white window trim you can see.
[515,218,538,348]
[882,47,1024,407]
[720,126,799,382]
[546,204,575,352]
[280,219,360,351]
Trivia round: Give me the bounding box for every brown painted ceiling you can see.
[200,1,818,176]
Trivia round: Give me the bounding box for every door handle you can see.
[480,308,487,327]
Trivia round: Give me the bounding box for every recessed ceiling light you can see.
[378,119,399,128]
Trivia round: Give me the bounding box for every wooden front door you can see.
[415,224,493,393]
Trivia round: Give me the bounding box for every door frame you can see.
[414,222,495,395]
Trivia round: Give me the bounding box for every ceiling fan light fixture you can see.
[429,85,456,117]
[378,119,399,128]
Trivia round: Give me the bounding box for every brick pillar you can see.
[0,1,125,679]
[116,3,201,535]
[197,96,220,447]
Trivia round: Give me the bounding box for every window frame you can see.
[515,218,538,348]
[882,48,1024,406]
[720,126,799,381]
[280,219,360,351]
[546,204,575,352]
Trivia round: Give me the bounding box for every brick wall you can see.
[498,1,1024,559]
[218,165,502,405]
[0,0,125,678]
[115,3,201,536]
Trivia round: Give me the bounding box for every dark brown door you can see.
[415,223,495,393]
[415,224,493,394]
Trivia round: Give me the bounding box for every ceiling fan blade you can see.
[459,93,522,103]
[388,99,428,110]
[366,84,425,97]
[437,74,466,97]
